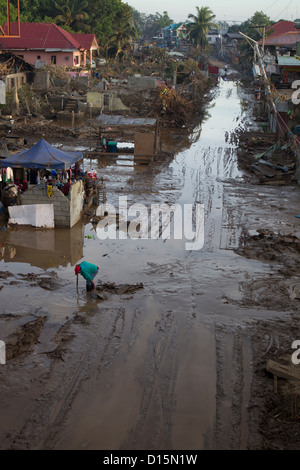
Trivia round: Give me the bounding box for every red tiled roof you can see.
[0,23,84,51]
[70,33,99,50]
[266,20,297,37]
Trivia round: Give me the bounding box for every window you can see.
[37,55,41,59]
[74,56,79,65]
[65,56,70,61]
[51,55,57,64]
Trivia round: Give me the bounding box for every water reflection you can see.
[0,222,84,269]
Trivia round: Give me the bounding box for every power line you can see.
[265,0,281,12]
[274,0,294,19]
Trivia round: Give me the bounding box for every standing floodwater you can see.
[0,77,299,450]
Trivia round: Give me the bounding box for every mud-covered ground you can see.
[1,75,300,451]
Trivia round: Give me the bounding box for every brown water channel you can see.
[0,78,299,450]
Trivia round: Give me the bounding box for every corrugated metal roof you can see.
[262,31,300,46]
[225,33,243,39]
[277,55,300,66]
[96,114,156,126]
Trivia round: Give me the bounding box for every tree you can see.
[156,11,173,29]
[137,11,173,41]
[186,6,218,50]
[108,3,138,58]
[238,11,272,41]
[232,11,273,73]
[52,0,89,31]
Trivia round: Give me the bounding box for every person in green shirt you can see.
[75,261,99,291]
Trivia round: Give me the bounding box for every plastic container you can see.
[108,141,117,153]
[294,125,300,136]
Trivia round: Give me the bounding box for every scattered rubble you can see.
[237,129,298,185]
[95,281,144,301]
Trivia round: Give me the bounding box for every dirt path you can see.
[1,77,300,450]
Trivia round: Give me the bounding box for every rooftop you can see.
[277,55,300,67]
[0,23,97,51]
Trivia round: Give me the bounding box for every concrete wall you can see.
[70,180,84,228]
[8,204,54,228]
[87,91,129,112]
[110,93,129,111]
[127,76,159,91]
[33,71,50,92]
[0,80,6,104]
[87,91,102,109]
[21,184,72,228]
[5,72,27,90]
[9,50,80,68]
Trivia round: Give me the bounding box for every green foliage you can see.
[186,6,218,50]
[238,10,272,41]
[3,0,141,56]
[156,11,174,29]
[0,0,19,24]
[134,10,173,40]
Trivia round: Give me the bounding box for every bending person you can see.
[75,261,99,291]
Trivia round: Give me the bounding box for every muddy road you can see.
[1,78,300,450]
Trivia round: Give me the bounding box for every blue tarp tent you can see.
[0,139,82,169]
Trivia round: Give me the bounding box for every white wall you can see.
[8,204,55,228]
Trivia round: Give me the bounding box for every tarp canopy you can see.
[0,139,83,169]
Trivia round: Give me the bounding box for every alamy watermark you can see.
[292,80,300,105]
[292,340,300,365]
[0,340,6,365]
[95,196,205,251]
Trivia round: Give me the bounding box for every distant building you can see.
[153,22,188,48]
[207,33,221,45]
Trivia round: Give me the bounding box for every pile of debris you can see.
[237,131,298,185]
[266,358,300,423]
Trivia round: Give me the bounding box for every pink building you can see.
[0,22,99,68]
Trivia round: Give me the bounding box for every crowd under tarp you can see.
[0,139,83,170]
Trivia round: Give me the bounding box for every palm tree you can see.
[186,6,217,50]
[109,3,139,59]
[52,0,89,30]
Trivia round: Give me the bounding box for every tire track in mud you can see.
[42,307,126,449]
[3,307,126,449]
[121,309,179,450]
[213,323,254,450]
[117,260,202,450]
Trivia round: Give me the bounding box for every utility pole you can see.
[238,31,276,114]
[249,25,266,53]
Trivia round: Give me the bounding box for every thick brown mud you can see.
[0,77,300,450]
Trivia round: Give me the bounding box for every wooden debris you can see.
[267,359,300,382]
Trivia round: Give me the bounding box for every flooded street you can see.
[1,78,300,450]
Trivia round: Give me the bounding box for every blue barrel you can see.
[294,125,300,136]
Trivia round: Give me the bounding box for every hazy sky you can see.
[125,0,300,24]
